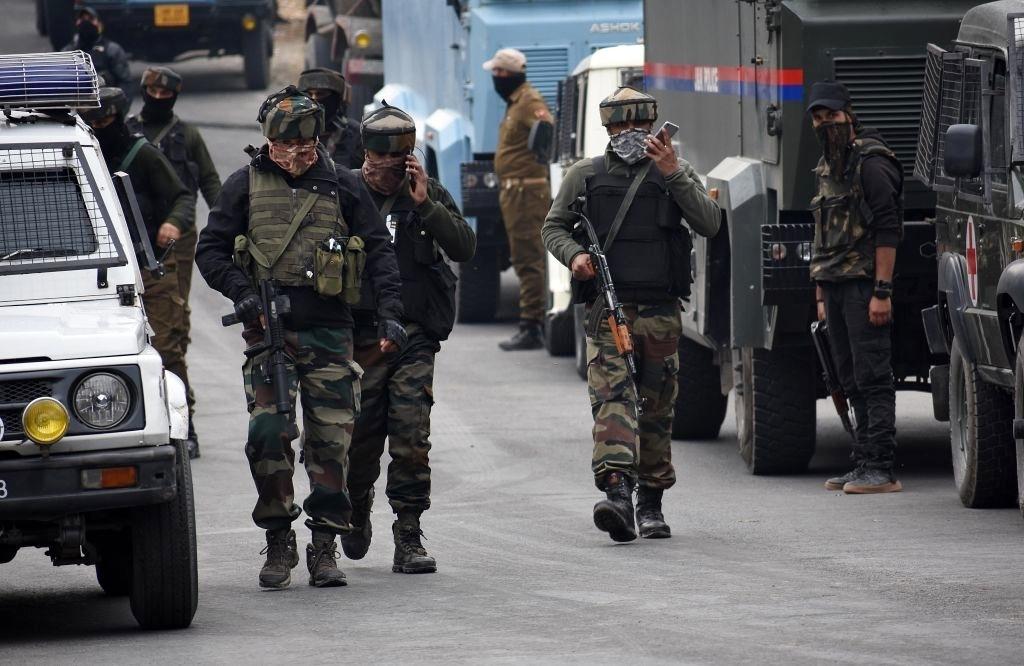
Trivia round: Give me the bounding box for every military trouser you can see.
[822,279,897,470]
[498,182,550,323]
[586,301,681,490]
[141,251,187,387]
[242,325,362,534]
[169,225,198,423]
[347,325,437,514]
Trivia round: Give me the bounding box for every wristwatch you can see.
[873,279,893,300]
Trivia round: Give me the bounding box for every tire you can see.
[36,0,48,36]
[574,303,588,380]
[94,530,132,596]
[544,308,575,357]
[242,23,271,90]
[129,440,198,630]
[457,248,500,323]
[44,0,74,51]
[949,339,1017,508]
[1014,337,1024,519]
[672,336,727,440]
[735,346,817,475]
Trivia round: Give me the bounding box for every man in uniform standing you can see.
[196,89,405,590]
[807,81,903,494]
[542,87,720,542]
[80,88,194,419]
[299,67,364,169]
[128,66,222,459]
[63,7,130,93]
[341,104,476,574]
[485,48,554,351]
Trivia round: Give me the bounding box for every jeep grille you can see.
[0,379,53,440]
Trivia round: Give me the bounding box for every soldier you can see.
[298,67,364,169]
[807,81,903,494]
[342,104,476,574]
[542,87,720,542]
[79,88,194,420]
[484,48,554,351]
[63,7,130,93]
[128,66,223,460]
[195,88,405,590]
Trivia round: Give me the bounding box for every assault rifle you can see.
[222,279,292,415]
[572,197,644,416]
[810,320,856,437]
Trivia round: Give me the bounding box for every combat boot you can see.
[636,487,671,539]
[340,488,374,560]
[306,530,347,587]
[392,512,437,574]
[593,472,637,542]
[843,467,903,494]
[824,467,862,491]
[259,528,299,589]
[498,320,544,351]
[186,421,200,459]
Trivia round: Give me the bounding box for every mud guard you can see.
[936,251,981,364]
[996,258,1024,362]
[164,371,188,441]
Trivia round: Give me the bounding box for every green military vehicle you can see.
[915,0,1024,515]
[643,0,975,472]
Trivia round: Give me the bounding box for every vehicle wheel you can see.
[574,303,588,380]
[1014,336,1024,519]
[242,23,271,90]
[735,346,817,474]
[544,308,575,357]
[129,440,198,630]
[950,339,1016,508]
[0,546,17,564]
[94,530,132,596]
[36,0,48,36]
[672,336,727,440]
[44,0,74,51]
[457,248,500,323]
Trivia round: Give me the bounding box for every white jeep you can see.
[0,53,196,630]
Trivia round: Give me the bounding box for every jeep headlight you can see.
[74,373,131,429]
[22,398,69,445]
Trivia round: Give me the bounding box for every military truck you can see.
[304,0,383,117]
[643,0,976,470]
[914,0,1024,516]
[0,53,197,629]
[372,0,643,323]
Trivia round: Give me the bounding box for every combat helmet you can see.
[360,103,416,154]
[258,86,324,140]
[79,86,128,123]
[140,66,183,94]
[298,68,346,97]
[599,86,657,126]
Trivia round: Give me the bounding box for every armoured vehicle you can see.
[643,0,975,470]
[304,0,383,120]
[39,0,275,89]
[0,53,197,629]
[915,0,1024,516]
[373,0,642,323]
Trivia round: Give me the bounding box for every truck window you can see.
[0,167,98,266]
[990,61,1007,189]
[619,67,644,91]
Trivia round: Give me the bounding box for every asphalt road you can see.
[3,4,1024,664]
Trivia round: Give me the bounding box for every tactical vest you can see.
[809,137,902,282]
[127,115,200,194]
[353,174,458,341]
[245,167,349,290]
[581,157,692,304]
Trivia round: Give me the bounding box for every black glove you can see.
[233,292,263,325]
[378,318,408,350]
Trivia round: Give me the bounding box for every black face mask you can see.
[142,91,177,123]
[815,121,854,179]
[93,120,131,154]
[493,73,526,102]
[77,21,99,51]
[318,92,341,123]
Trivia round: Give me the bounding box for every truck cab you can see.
[0,53,197,629]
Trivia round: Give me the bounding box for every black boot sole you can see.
[638,523,672,539]
[392,561,437,574]
[259,573,291,589]
[593,503,637,542]
[308,575,347,587]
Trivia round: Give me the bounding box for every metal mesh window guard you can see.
[959,60,985,198]
[0,143,124,275]
[1008,15,1024,164]
[934,52,965,191]
[914,44,944,186]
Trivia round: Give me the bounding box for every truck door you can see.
[741,0,782,164]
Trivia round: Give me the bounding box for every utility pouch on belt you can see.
[314,238,346,297]
[342,235,366,304]
[233,234,253,274]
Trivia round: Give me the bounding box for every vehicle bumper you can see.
[0,445,177,520]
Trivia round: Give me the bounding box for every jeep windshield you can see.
[0,145,124,275]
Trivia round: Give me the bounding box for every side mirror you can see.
[944,123,983,178]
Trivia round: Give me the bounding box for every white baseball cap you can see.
[483,48,527,74]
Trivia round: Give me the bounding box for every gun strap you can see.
[247,186,319,269]
[379,176,410,219]
[151,115,180,147]
[594,156,653,253]
[118,137,149,173]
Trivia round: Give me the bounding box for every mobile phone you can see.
[655,121,679,142]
